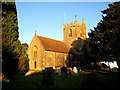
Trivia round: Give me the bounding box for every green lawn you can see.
[3,70,119,88]
[93,70,120,88]
[55,72,83,88]
[2,71,83,88]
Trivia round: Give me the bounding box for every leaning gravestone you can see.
[61,67,67,77]
[41,67,55,86]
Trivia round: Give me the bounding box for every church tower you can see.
[63,16,86,46]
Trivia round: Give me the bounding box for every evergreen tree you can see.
[2,1,22,79]
[88,1,120,69]
[102,1,120,69]
[18,43,29,71]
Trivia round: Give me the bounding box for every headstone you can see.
[61,67,67,77]
[41,67,55,86]
[67,67,72,75]
[56,69,61,76]
[73,67,78,74]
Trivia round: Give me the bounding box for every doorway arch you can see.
[34,61,37,69]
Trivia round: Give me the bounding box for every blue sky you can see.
[16,2,113,45]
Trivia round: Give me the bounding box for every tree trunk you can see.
[116,59,120,68]
[116,59,120,73]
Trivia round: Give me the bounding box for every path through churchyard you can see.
[81,71,108,89]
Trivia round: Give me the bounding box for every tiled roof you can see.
[37,35,70,53]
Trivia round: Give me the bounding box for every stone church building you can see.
[27,18,86,71]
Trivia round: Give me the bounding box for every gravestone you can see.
[67,67,72,75]
[42,67,55,86]
[56,69,61,76]
[73,67,78,74]
[61,67,67,77]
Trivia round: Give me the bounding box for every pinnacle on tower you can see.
[35,30,37,35]
[82,18,84,23]
[75,14,78,21]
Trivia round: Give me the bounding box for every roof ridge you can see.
[36,35,67,43]
[36,35,70,53]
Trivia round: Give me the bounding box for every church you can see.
[27,18,86,71]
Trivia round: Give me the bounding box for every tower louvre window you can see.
[69,29,72,37]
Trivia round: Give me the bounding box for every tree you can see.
[18,43,29,71]
[2,1,23,79]
[102,1,120,69]
[67,38,90,70]
[82,39,92,69]
[88,1,120,69]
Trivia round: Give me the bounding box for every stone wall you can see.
[42,51,55,69]
[27,35,45,71]
[63,21,86,46]
[27,35,68,71]
[42,51,68,70]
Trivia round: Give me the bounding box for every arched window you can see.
[34,51,37,57]
[69,29,72,37]
[33,46,38,57]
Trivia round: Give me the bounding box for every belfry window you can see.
[69,29,72,37]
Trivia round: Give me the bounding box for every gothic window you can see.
[69,29,72,37]
[33,46,38,57]
[34,51,37,57]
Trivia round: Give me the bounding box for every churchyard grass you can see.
[2,71,83,88]
[3,70,119,88]
[54,72,83,88]
[2,71,42,88]
[93,70,120,88]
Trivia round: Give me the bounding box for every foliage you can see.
[88,1,120,68]
[18,43,29,71]
[81,39,91,69]
[68,38,84,69]
[68,38,91,70]
[2,2,21,79]
[2,2,28,79]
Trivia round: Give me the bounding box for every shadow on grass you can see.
[93,70,120,88]
[2,71,83,88]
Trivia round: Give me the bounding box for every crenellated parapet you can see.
[63,18,86,46]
